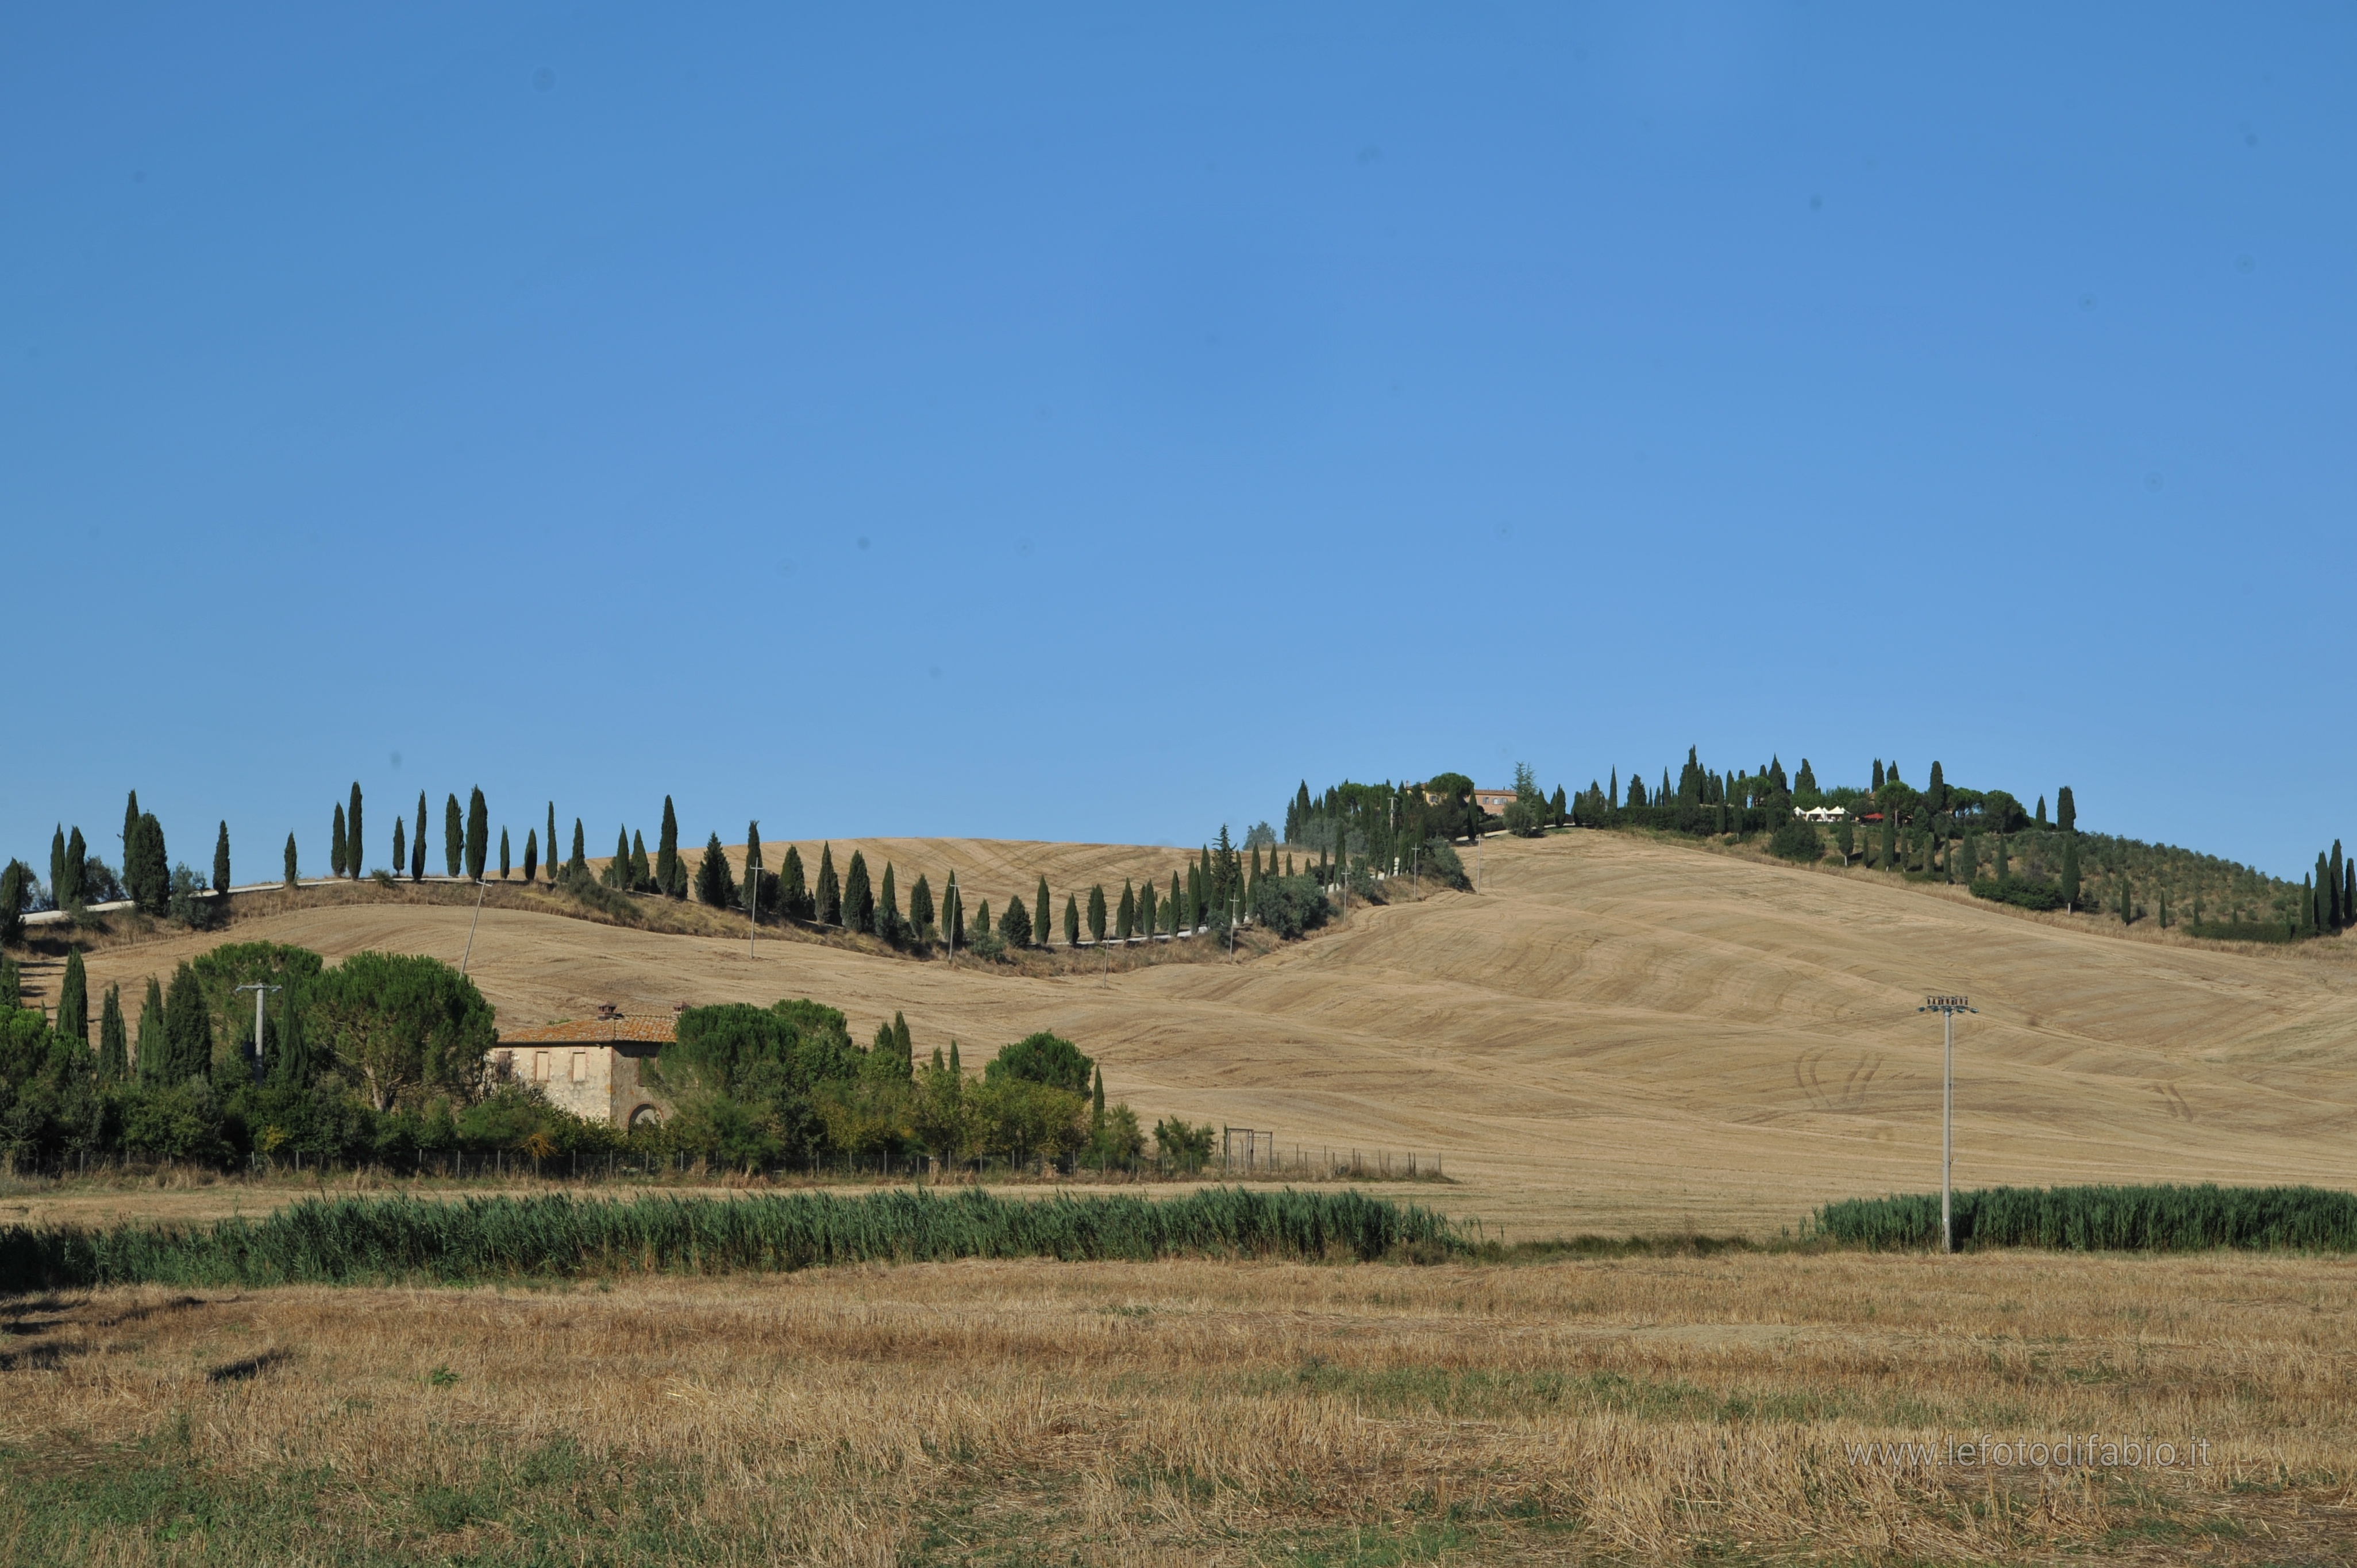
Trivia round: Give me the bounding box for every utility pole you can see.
[460,878,490,974]
[945,873,957,968]
[1229,897,1239,959]
[234,981,282,1084]
[1919,995,1976,1252]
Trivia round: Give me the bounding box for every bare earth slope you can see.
[60,831,2357,1236]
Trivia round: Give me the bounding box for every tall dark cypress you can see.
[123,792,141,877]
[466,787,489,880]
[163,961,213,1084]
[1088,884,1107,943]
[1064,892,1080,947]
[212,821,230,894]
[444,794,464,878]
[283,833,298,888]
[2061,837,2081,912]
[657,796,681,897]
[1871,760,1884,791]
[999,893,1030,948]
[695,833,735,907]
[97,984,128,1080]
[629,831,649,889]
[844,850,873,933]
[569,819,587,877]
[348,782,363,878]
[612,826,632,886]
[743,823,765,912]
[522,829,539,884]
[880,862,901,939]
[546,804,558,884]
[500,828,512,880]
[413,792,429,881]
[59,949,88,1045]
[1116,880,1135,941]
[392,817,407,882]
[783,845,809,920]
[2332,841,2346,929]
[2056,785,2077,835]
[2318,854,2333,930]
[1035,876,1052,947]
[134,977,165,1085]
[817,844,841,926]
[330,804,348,879]
[49,826,64,903]
[909,872,934,940]
[61,826,86,909]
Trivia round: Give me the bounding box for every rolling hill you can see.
[32,829,2357,1237]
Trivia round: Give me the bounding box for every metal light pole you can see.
[234,982,282,1083]
[1919,995,1976,1252]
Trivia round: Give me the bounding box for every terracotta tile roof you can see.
[500,1017,677,1045]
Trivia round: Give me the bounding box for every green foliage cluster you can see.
[0,1185,1464,1292]
[1815,1183,2357,1251]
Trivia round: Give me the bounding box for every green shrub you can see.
[1969,876,2066,911]
[0,1186,1465,1290]
[1767,818,1823,862]
[1816,1183,2357,1251]
[1154,1117,1216,1172]
[1254,875,1333,939]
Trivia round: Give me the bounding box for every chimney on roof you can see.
[595,1002,621,1021]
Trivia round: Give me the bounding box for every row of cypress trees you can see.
[38,947,215,1088]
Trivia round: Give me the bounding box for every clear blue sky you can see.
[5,6,2350,880]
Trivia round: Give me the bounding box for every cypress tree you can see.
[910,873,934,940]
[1036,876,1052,946]
[283,832,298,888]
[1871,760,1884,791]
[2318,855,2333,930]
[60,826,86,908]
[695,833,735,907]
[2056,786,2077,835]
[331,803,348,878]
[122,792,140,876]
[975,899,991,944]
[611,826,632,887]
[97,985,127,1080]
[392,816,407,880]
[1088,884,1107,943]
[466,787,489,879]
[569,819,587,877]
[522,829,539,884]
[949,1041,960,1076]
[348,783,363,877]
[2036,795,2048,827]
[163,961,212,1084]
[844,850,873,933]
[1116,880,1135,941]
[743,825,765,912]
[444,793,464,877]
[500,828,512,880]
[893,1011,912,1075]
[2344,858,2354,937]
[211,820,230,894]
[1092,1063,1105,1122]
[630,831,649,889]
[657,797,681,897]
[817,845,841,926]
[1065,892,1080,947]
[1167,873,1182,934]
[1880,810,1897,870]
[1000,893,1030,947]
[134,977,165,1085]
[945,876,964,948]
[783,846,810,920]
[59,949,88,1045]
[546,804,558,884]
[1608,767,1619,807]
[413,792,429,881]
[2331,841,2345,929]
[880,862,901,939]
[49,826,64,903]
[2061,837,2081,911]
[2120,874,2135,927]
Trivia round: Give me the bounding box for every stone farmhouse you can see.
[495,1004,673,1127]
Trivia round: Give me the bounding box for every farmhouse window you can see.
[533,1051,549,1082]
[571,1051,587,1083]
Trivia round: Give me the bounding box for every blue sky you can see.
[5,5,2351,880]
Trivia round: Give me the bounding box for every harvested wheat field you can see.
[5,1248,2354,1564]
[29,829,2357,1237]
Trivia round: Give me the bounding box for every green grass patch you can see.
[0,1185,1466,1292]
[1815,1182,2357,1251]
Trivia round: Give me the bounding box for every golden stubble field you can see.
[5,1249,2354,1564]
[27,829,2357,1238]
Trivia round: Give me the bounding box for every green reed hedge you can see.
[0,1185,1463,1292]
[1815,1183,2357,1252]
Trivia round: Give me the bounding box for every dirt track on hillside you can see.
[32,832,2357,1236]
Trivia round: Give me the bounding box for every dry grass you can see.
[4,1249,2353,1563]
